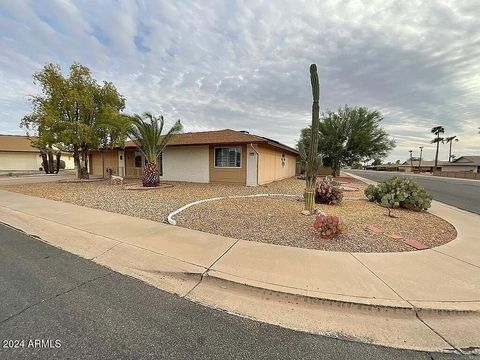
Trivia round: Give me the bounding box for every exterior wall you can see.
[441,165,478,173]
[161,145,209,183]
[62,154,75,169]
[0,152,42,171]
[209,144,247,185]
[257,145,296,185]
[434,171,480,180]
[125,150,142,178]
[89,151,118,176]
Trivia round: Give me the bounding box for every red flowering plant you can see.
[313,213,347,238]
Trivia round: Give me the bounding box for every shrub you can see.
[59,160,66,169]
[313,214,346,237]
[364,176,432,211]
[315,176,343,204]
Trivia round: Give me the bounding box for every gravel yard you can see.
[1,176,456,252]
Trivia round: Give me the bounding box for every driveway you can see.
[346,170,480,214]
[0,173,74,186]
[0,223,468,360]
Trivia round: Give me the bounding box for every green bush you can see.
[364,177,432,211]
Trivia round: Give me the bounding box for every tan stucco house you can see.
[0,134,74,172]
[440,156,480,173]
[88,129,298,186]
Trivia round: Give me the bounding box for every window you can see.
[215,147,241,168]
[134,152,143,168]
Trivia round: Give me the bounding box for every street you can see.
[0,223,471,359]
[347,170,480,214]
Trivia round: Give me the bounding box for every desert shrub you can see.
[364,177,432,211]
[313,214,346,237]
[315,176,343,204]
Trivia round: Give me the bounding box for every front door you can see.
[118,151,125,177]
[246,145,258,186]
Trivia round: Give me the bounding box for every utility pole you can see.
[409,150,413,172]
[418,146,424,172]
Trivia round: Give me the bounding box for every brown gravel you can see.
[1,176,456,252]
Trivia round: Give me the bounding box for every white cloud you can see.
[0,0,478,162]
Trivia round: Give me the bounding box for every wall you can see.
[441,165,478,173]
[209,144,247,184]
[257,145,296,185]
[62,154,75,169]
[0,152,42,171]
[434,171,480,180]
[89,151,118,176]
[162,145,209,183]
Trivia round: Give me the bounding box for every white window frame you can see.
[214,146,242,168]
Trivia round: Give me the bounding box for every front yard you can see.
[2,176,456,253]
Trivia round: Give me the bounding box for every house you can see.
[373,160,440,173]
[0,134,75,172]
[440,156,480,173]
[88,129,298,186]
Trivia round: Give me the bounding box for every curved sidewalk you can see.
[0,188,479,352]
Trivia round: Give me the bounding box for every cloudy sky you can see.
[0,0,479,162]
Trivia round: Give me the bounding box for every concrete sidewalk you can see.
[0,188,479,353]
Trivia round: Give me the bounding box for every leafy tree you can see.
[21,63,129,179]
[127,112,182,187]
[297,106,395,175]
[430,126,445,169]
[372,158,382,166]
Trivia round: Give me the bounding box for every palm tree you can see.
[443,136,458,162]
[430,126,445,170]
[128,112,182,187]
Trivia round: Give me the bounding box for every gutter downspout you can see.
[250,143,259,186]
[101,150,105,179]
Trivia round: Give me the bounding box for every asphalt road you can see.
[346,170,480,214]
[0,224,471,360]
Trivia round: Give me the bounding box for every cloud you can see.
[0,0,478,162]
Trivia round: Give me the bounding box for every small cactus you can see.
[315,176,343,204]
[364,176,432,211]
[313,214,347,237]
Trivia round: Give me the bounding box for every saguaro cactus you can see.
[304,64,320,212]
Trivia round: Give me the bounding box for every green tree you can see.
[21,63,129,179]
[430,126,445,169]
[127,112,182,187]
[297,106,395,175]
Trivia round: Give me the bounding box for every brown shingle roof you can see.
[0,134,38,152]
[125,129,298,155]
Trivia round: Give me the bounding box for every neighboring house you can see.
[0,134,75,171]
[88,129,298,186]
[374,160,441,173]
[440,156,480,173]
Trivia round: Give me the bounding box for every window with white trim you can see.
[214,147,242,168]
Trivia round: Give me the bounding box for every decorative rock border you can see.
[167,193,300,225]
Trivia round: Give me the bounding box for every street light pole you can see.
[409,150,413,172]
[419,146,424,173]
